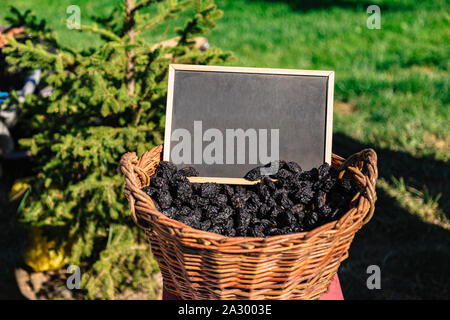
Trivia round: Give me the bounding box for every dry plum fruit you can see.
[291,203,304,215]
[272,168,293,180]
[212,206,234,225]
[151,176,169,190]
[178,205,193,216]
[278,192,294,209]
[299,168,318,181]
[189,195,209,209]
[171,198,183,208]
[256,183,271,202]
[143,186,158,197]
[267,227,283,236]
[277,210,297,227]
[153,201,161,211]
[231,192,249,209]
[201,183,220,199]
[180,213,201,229]
[224,220,236,237]
[265,197,277,209]
[178,166,199,177]
[286,161,302,174]
[236,209,252,236]
[293,188,314,204]
[305,212,319,229]
[171,172,188,183]
[156,190,172,209]
[319,175,337,192]
[214,194,229,208]
[244,167,263,181]
[315,190,327,209]
[261,219,274,230]
[191,183,201,194]
[250,223,267,237]
[247,192,262,211]
[258,204,271,219]
[292,207,305,224]
[162,207,177,219]
[143,158,355,238]
[273,160,286,171]
[269,206,282,221]
[250,227,263,237]
[200,220,212,231]
[175,181,192,201]
[318,205,332,219]
[223,185,235,198]
[208,225,225,235]
[204,205,220,217]
[318,163,330,180]
[262,176,276,190]
[155,161,177,180]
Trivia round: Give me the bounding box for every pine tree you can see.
[3,0,231,299]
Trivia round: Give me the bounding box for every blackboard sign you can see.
[163,64,334,183]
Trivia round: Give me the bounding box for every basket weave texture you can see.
[120,145,378,300]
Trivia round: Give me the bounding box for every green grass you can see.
[0,0,449,299]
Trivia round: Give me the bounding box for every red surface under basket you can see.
[162,274,344,300]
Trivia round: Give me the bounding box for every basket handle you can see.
[120,152,141,227]
[120,146,163,229]
[337,148,378,225]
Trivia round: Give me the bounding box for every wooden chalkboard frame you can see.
[163,64,334,184]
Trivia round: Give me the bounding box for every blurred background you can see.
[0,0,448,300]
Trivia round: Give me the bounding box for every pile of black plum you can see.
[142,160,357,237]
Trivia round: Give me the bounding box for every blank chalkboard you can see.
[163,64,334,183]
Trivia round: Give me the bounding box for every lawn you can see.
[0,0,449,299]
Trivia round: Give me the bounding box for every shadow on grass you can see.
[333,133,450,299]
[333,132,449,217]
[0,157,30,300]
[248,0,415,12]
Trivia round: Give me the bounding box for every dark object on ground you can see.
[143,160,357,237]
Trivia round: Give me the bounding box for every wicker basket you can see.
[120,145,377,300]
